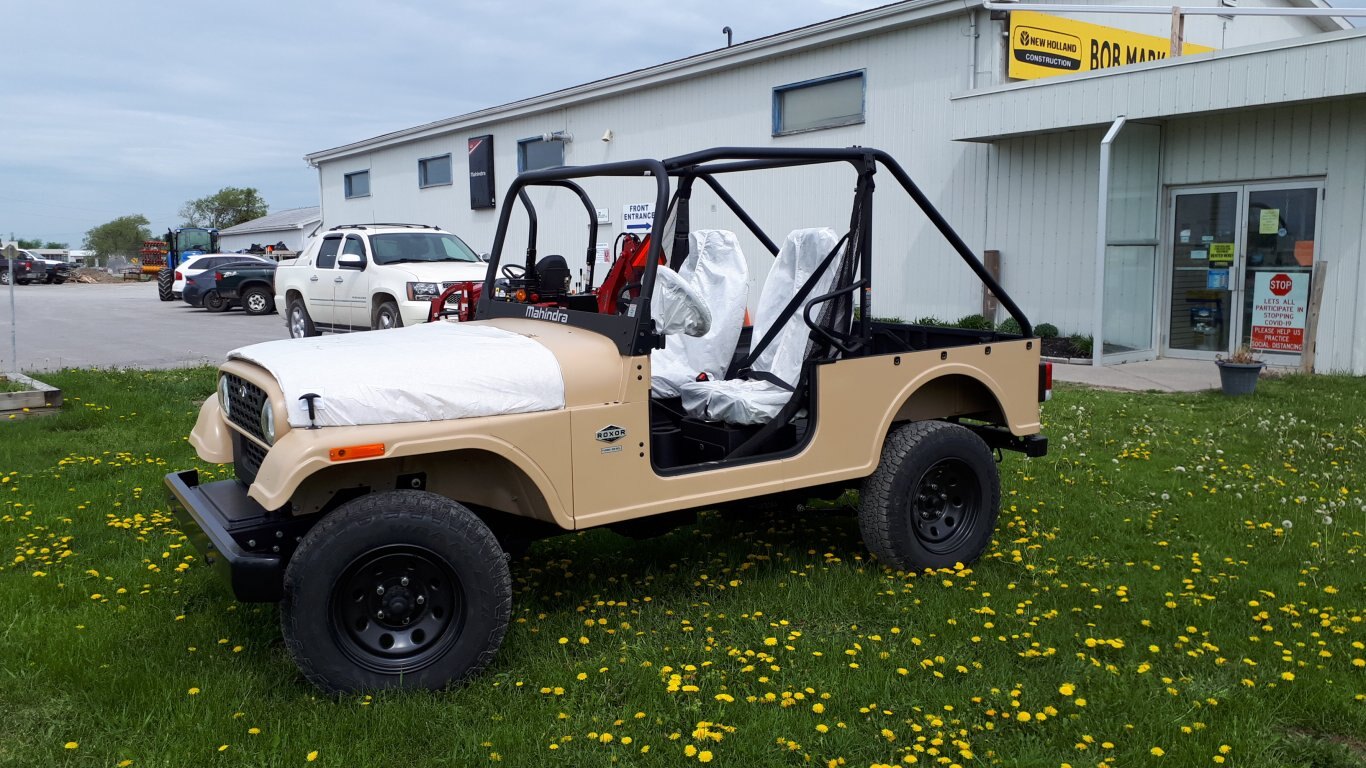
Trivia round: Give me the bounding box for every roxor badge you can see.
[595,425,626,443]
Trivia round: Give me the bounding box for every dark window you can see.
[317,236,342,268]
[773,71,866,135]
[344,170,370,199]
[342,235,366,260]
[517,138,564,172]
[419,154,453,187]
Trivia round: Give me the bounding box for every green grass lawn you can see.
[0,369,1362,768]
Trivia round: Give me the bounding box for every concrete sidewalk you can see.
[1050,357,1223,392]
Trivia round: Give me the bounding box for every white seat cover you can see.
[229,322,565,428]
[650,230,750,398]
[679,227,840,425]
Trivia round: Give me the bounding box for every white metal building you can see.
[218,206,322,254]
[305,0,1366,374]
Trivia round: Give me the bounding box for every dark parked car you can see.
[0,249,62,285]
[182,260,278,314]
[214,261,278,315]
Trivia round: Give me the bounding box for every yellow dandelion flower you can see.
[1151,747,1165,756]
[1059,683,1075,696]
[188,687,200,695]
[1281,671,1295,681]
[698,750,714,763]
[64,742,78,750]
[1017,711,1032,722]
[684,744,698,757]
[307,749,319,761]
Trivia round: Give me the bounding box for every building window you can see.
[419,154,452,188]
[344,170,370,199]
[772,71,866,135]
[517,138,565,172]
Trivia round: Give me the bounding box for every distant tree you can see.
[83,215,151,264]
[16,238,43,249]
[179,187,268,229]
[43,241,69,249]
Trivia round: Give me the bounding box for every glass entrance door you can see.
[1164,183,1321,362]
[1166,189,1239,357]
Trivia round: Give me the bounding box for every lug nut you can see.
[416,595,425,605]
[376,586,385,596]
[376,610,385,619]
[400,577,409,587]
[403,617,410,625]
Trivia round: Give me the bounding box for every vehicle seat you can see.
[677,228,840,425]
[535,254,572,295]
[650,230,750,398]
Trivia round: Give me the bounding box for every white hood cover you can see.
[229,323,565,428]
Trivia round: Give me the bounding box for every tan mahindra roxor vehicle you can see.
[167,147,1050,694]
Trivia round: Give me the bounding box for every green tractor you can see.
[157,227,220,302]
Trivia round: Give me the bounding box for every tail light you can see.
[174,270,183,280]
[1038,361,1053,402]
[215,272,224,281]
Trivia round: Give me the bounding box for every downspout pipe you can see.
[1094,116,1126,367]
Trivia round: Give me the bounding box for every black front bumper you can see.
[165,469,293,602]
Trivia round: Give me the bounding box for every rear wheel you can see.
[241,286,275,315]
[373,300,402,331]
[288,298,319,338]
[280,491,512,694]
[157,266,174,301]
[203,291,230,312]
[858,421,1000,571]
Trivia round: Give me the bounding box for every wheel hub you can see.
[331,546,464,673]
[909,459,979,548]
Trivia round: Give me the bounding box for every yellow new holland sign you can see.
[1009,10,1214,80]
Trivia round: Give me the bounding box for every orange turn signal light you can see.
[514,288,527,302]
[329,443,385,462]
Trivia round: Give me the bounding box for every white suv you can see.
[275,224,486,337]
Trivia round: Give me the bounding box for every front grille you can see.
[235,434,267,484]
[225,374,267,442]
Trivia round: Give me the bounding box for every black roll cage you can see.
[477,147,1032,356]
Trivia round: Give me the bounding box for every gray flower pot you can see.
[1215,360,1264,396]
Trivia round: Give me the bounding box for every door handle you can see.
[334,277,344,283]
[309,276,319,282]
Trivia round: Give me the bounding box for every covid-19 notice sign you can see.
[1008,11,1214,80]
[1249,272,1309,354]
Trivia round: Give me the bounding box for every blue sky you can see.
[0,1,878,246]
[2,0,1361,247]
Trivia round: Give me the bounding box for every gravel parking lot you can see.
[0,281,288,373]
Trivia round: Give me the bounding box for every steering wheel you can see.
[501,263,527,280]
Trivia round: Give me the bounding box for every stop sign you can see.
[1269,273,1294,296]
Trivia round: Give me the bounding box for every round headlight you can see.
[260,400,276,445]
[218,376,231,417]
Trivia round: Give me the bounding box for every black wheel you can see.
[0,270,9,286]
[287,298,318,338]
[280,491,512,694]
[44,275,54,284]
[203,291,230,312]
[16,279,31,286]
[858,421,1000,571]
[373,300,402,331]
[241,286,275,315]
[52,277,66,285]
[157,266,174,301]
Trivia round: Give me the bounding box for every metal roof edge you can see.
[951,26,1366,103]
[303,0,977,165]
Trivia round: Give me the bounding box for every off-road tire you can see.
[203,291,230,312]
[287,298,318,338]
[373,300,402,331]
[280,491,512,695]
[241,286,275,315]
[858,421,1000,571]
[157,266,174,301]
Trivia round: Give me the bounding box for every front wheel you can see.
[157,267,174,301]
[372,300,402,331]
[280,491,512,694]
[858,421,1000,571]
[287,298,319,338]
[241,286,275,315]
[0,270,9,286]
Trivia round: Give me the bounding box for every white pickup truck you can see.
[275,224,486,337]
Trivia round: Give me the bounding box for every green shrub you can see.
[1069,333,1094,357]
[997,317,1022,335]
[913,316,946,327]
[870,315,905,324]
[954,313,995,331]
[1035,322,1059,339]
